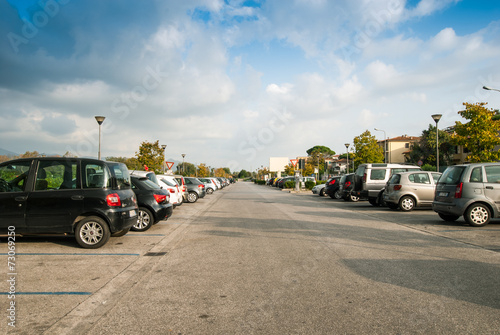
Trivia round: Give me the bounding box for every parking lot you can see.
[2,182,500,334]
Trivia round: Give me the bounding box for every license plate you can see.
[438,192,448,197]
[129,210,137,217]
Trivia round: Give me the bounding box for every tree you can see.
[284,163,295,176]
[306,145,335,156]
[353,130,384,170]
[407,125,454,168]
[135,140,164,173]
[306,145,335,177]
[453,102,500,162]
[238,170,251,178]
[197,163,210,177]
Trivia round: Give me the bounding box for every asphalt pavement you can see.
[2,182,500,334]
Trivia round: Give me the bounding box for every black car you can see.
[324,176,342,199]
[0,157,138,248]
[130,176,173,232]
[339,173,360,202]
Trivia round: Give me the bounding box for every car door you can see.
[411,172,434,206]
[0,160,33,230]
[25,159,83,233]
[483,165,500,213]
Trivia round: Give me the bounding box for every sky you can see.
[1,0,500,172]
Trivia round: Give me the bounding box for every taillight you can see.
[394,185,402,191]
[363,173,366,182]
[106,193,121,207]
[182,186,186,192]
[329,180,336,185]
[198,184,205,189]
[154,194,167,204]
[345,181,351,188]
[168,188,175,193]
[455,182,463,198]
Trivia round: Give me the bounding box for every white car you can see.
[157,174,183,207]
[312,183,327,196]
[198,178,217,194]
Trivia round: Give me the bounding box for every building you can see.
[377,135,420,163]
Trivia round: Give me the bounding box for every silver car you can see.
[433,163,500,227]
[384,171,442,211]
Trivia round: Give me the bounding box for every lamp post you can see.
[94,116,105,160]
[344,143,349,174]
[181,154,186,175]
[161,145,167,174]
[374,128,387,163]
[431,114,442,172]
[483,86,500,92]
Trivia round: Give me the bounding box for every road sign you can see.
[166,161,175,170]
[290,159,298,167]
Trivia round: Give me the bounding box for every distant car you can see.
[130,176,173,231]
[433,162,500,227]
[324,176,342,199]
[198,178,217,194]
[0,157,138,248]
[178,177,206,203]
[384,171,442,211]
[312,183,326,196]
[339,174,359,202]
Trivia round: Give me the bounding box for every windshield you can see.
[438,166,466,185]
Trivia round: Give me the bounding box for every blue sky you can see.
[1,0,500,172]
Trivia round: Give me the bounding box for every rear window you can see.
[484,165,500,183]
[160,178,176,187]
[370,169,386,180]
[83,162,111,189]
[438,166,466,185]
[388,174,400,184]
[408,173,430,184]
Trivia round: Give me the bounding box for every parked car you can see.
[130,176,172,231]
[198,178,217,194]
[178,176,206,203]
[312,183,326,196]
[383,171,442,211]
[353,163,421,206]
[0,157,138,248]
[129,170,160,185]
[339,174,359,201]
[157,174,183,207]
[324,176,342,199]
[433,163,500,227]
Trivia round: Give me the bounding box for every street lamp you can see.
[161,145,167,174]
[483,86,500,92]
[431,114,442,172]
[344,143,349,174]
[94,116,105,160]
[181,154,186,174]
[374,128,387,163]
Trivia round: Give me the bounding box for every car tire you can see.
[187,191,199,203]
[349,194,359,202]
[206,188,214,195]
[74,216,110,249]
[333,189,342,199]
[438,213,459,221]
[319,188,325,196]
[132,207,153,232]
[111,228,130,237]
[465,204,490,227]
[399,196,415,212]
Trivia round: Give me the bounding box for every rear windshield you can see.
[388,174,400,184]
[160,178,176,187]
[438,166,466,185]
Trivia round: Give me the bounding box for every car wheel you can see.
[111,228,130,237]
[75,216,110,249]
[438,213,459,221]
[319,188,325,196]
[465,204,490,227]
[350,194,359,202]
[333,189,342,199]
[132,207,153,232]
[206,188,214,194]
[399,196,415,212]
[187,191,199,203]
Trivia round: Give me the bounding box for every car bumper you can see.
[106,208,138,232]
[432,201,461,216]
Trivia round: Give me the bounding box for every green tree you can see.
[306,145,335,177]
[306,145,336,156]
[135,140,164,173]
[197,163,210,177]
[453,102,500,162]
[238,169,251,178]
[407,125,454,167]
[353,130,384,170]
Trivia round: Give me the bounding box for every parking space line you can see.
[0,253,140,256]
[0,292,91,295]
[124,234,165,236]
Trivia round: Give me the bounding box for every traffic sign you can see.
[290,159,298,167]
[165,161,175,170]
